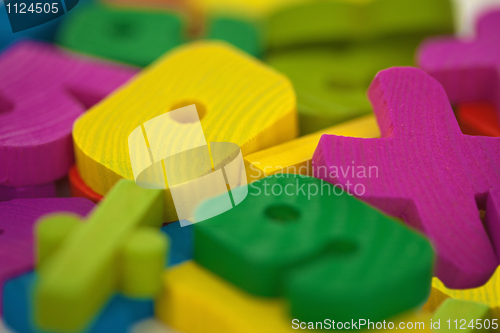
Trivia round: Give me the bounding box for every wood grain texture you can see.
[0,41,137,188]
[34,180,166,332]
[69,165,103,203]
[432,298,490,332]
[0,198,95,314]
[417,10,500,128]
[156,261,433,333]
[244,114,380,182]
[3,272,154,333]
[457,102,500,137]
[73,41,297,222]
[0,182,57,202]
[313,67,500,289]
[425,266,500,320]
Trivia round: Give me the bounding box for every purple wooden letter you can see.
[313,67,500,289]
[0,41,137,188]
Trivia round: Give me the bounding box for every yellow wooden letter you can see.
[244,114,380,181]
[73,41,297,222]
[156,261,432,333]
